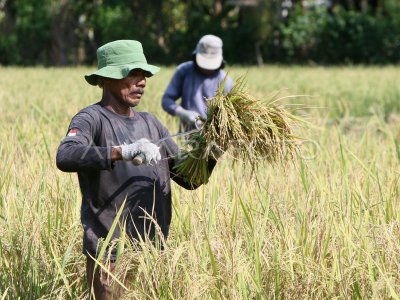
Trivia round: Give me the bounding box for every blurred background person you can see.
[161,34,233,132]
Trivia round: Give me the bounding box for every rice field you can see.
[0,66,399,299]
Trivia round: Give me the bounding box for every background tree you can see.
[0,0,399,65]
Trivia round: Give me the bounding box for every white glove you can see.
[175,106,200,125]
[119,138,161,165]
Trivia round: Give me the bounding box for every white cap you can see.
[195,35,223,70]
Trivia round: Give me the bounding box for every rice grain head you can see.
[174,75,302,186]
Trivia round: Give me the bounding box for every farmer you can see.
[161,34,233,132]
[56,40,217,299]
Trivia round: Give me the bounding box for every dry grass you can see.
[0,66,399,299]
[174,76,302,186]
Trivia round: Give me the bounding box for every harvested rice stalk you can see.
[174,75,301,186]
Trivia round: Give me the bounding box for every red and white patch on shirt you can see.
[67,128,78,137]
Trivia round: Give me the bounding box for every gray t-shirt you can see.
[56,103,215,256]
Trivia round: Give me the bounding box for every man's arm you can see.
[151,115,216,189]
[56,112,162,172]
[220,70,234,95]
[161,66,184,115]
[169,155,217,190]
[56,112,118,172]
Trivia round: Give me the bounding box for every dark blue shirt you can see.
[162,61,233,118]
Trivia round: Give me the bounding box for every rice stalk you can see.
[174,75,302,186]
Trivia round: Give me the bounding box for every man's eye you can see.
[130,70,148,78]
[130,70,141,76]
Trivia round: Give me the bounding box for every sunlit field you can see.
[0,66,399,299]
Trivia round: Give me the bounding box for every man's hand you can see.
[119,138,161,165]
[175,106,200,125]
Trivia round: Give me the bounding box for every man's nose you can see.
[137,74,146,87]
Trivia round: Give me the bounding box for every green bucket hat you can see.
[85,40,160,86]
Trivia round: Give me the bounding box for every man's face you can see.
[105,69,147,107]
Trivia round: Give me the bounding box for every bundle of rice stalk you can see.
[174,75,301,186]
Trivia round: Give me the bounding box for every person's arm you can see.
[56,113,161,172]
[220,70,233,94]
[169,154,217,190]
[161,65,186,115]
[151,115,217,189]
[224,76,233,94]
[56,112,115,172]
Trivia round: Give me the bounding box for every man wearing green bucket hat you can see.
[56,40,217,299]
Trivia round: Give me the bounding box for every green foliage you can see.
[0,0,51,64]
[279,6,400,64]
[0,1,400,65]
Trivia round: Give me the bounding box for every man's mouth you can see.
[130,89,144,98]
